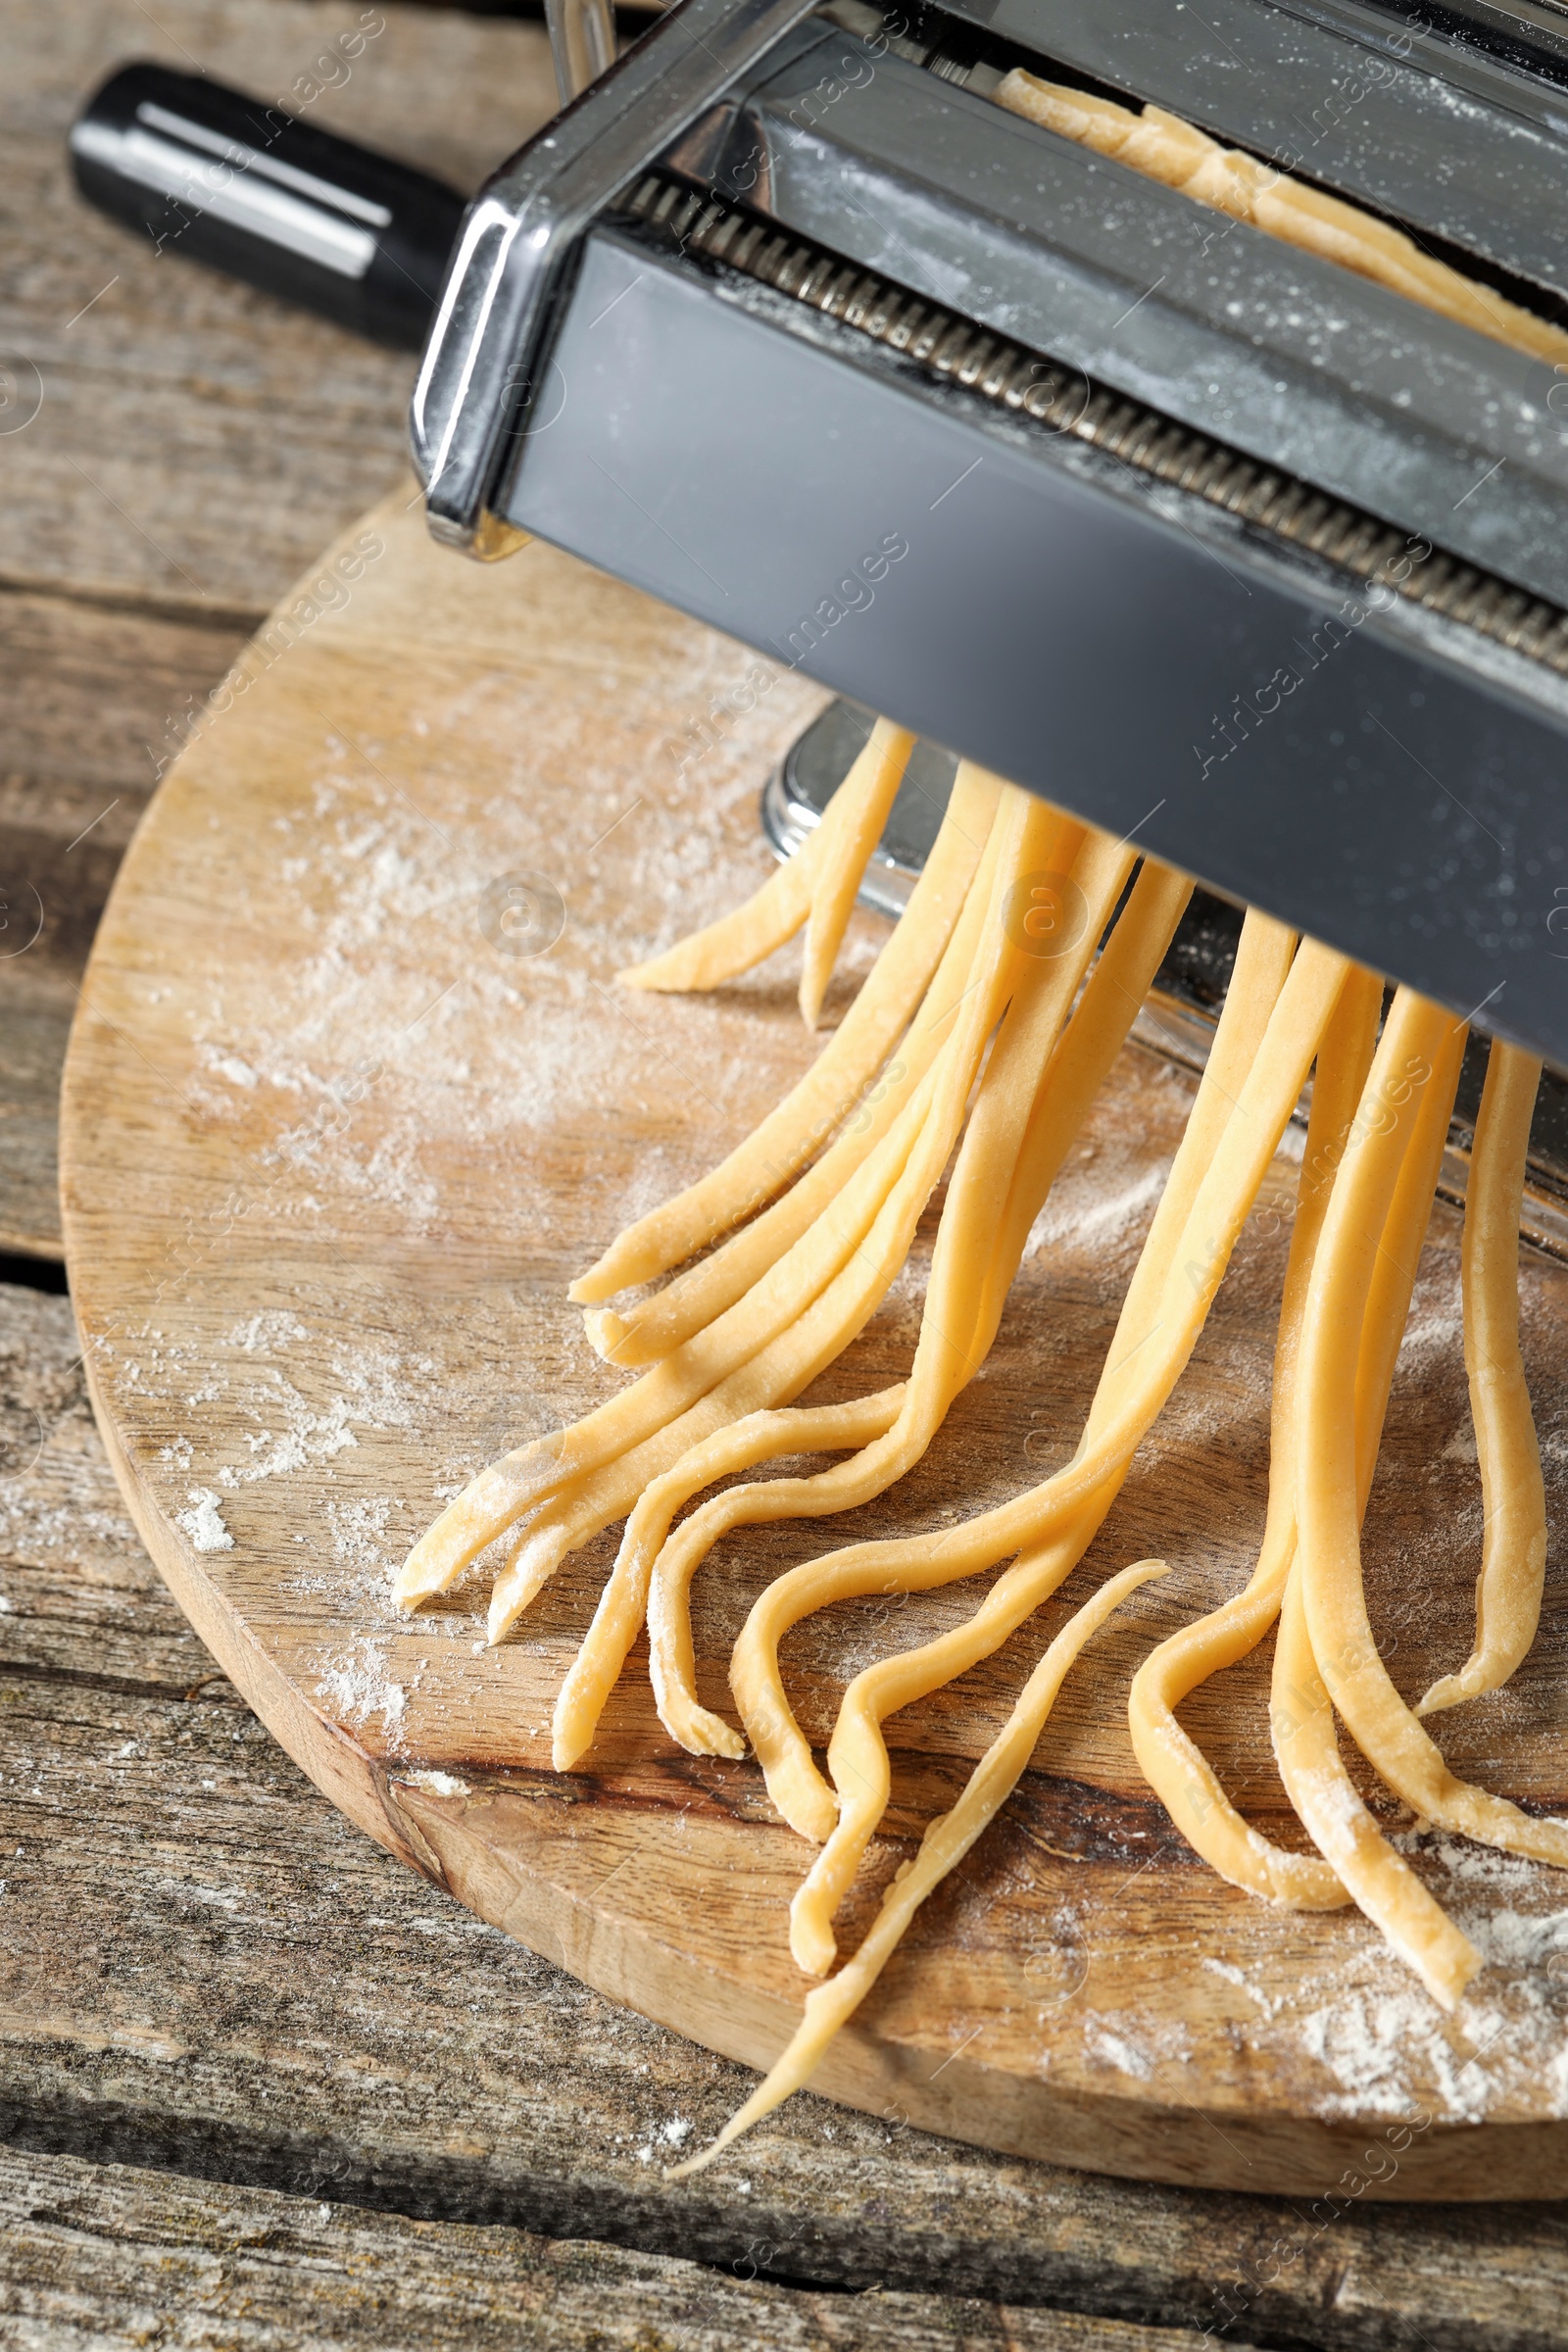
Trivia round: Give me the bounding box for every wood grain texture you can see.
[0,590,253,1255]
[1,0,557,612]
[4,1280,1568,2345]
[0,2152,1267,2352]
[0,0,558,1257]
[54,485,1568,2199]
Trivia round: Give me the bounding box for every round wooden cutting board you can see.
[60,487,1568,2199]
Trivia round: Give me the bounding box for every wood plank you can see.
[0,2151,1252,2352]
[1,0,557,612]
[0,0,558,1257]
[0,589,253,1257]
[3,1280,1566,2347]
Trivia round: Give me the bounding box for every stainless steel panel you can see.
[505,229,1568,1063]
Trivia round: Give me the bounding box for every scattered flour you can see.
[228,1311,310,1354]
[1298,1990,1501,2123]
[1080,2010,1192,2083]
[317,1642,407,1744]
[325,1494,401,1580]
[176,1488,233,1553]
[217,1376,359,1487]
[400,1769,470,1797]
[1025,1164,1166,1260]
[1287,1830,1568,2122]
[202,1050,259,1090]
[1090,2029,1152,2082]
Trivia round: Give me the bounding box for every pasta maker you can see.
[63,9,1568,1234]
[410,0,1568,1088]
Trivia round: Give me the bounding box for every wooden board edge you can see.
[52,488,1568,2206]
[59,1175,1542,2200]
[389,1783,1568,2201]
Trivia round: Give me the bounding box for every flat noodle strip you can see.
[1138,962,1474,1919]
[487,1321,907,1647]
[995,72,1568,366]
[572,763,1004,1303]
[737,909,1302,1846]
[502,1066,1011,1652]
[490,1074,958,1642]
[785,929,1345,1968]
[1297,992,1568,1895]
[613,818,821,999]
[549,845,1181,1770]
[587,778,1007,1369]
[973,860,1194,1348]
[648,849,1185,1819]
[735,922,1337,1857]
[397,1064,934,1610]
[498,808,1072,1677]
[641,822,1159,1759]
[400,787,1048,1616]
[398,850,1004,1612]
[582,1064,937,1370]
[1418,1040,1545,1714]
[667,1556,1170,2182]
[551,1387,906,1771]
[1271,1000,1487,2001]
[618,715,909,1001]
[769,866,1196,1958]
[1272,1560,1481,2009]
[798,721,914,1029]
[1126,963,1383,1909]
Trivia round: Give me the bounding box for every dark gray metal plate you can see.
[707,34,1568,608]
[505,227,1568,1063]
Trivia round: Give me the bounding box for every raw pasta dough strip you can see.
[588,775,1008,1369]
[495,1057,959,1629]
[508,1116,973,1657]
[396,786,1047,1609]
[1418,1041,1545,1714]
[1125,963,1383,1909]
[1135,962,1466,1916]
[667,1556,1170,2182]
[1297,990,1568,1879]
[639,824,1154,1770]
[545,1054,1019,1739]
[494,814,1062,1655]
[798,722,915,1030]
[786,925,1344,1965]
[1269,1010,1487,2002]
[1271,1561,1479,2008]
[1263,1011,1483,1997]
[738,905,1298,1845]
[552,1387,906,1772]
[967,858,1195,1370]
[995,73,1568,367]
[649,854,1190,1800]
[588,1053,947,1369]
[557,845,1181,1770]
[735,923,1336,1850]
[401,1051,939,1609]
[619,717,911,1000]
[573,763,1004,1303]
[488,1365,906,1651]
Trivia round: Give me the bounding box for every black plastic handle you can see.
[70,63,466,352]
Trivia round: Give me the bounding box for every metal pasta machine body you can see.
[410,0,1568,1078]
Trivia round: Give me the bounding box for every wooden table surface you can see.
[3,3,1567,2343]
